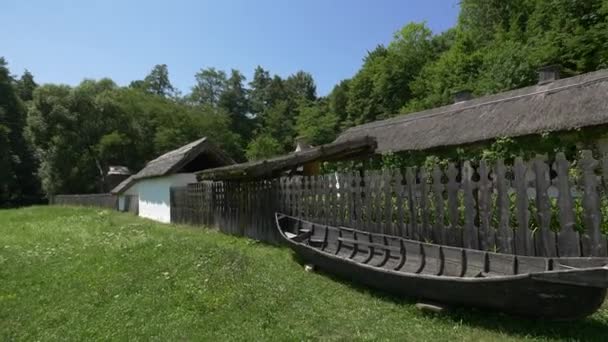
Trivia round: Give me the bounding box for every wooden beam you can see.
[196,136,377,181]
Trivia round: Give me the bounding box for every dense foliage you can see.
[1,0,608,204]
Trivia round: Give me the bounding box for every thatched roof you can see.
[197,136,377,181]
[112,137,234,194]
[336,69,608,153]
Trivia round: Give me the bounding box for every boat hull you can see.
[291,244,606,319]
[277,215,607,320]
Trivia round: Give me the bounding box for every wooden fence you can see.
[173,151,608,257]
[51,194,139,215]
[51,193,118,210]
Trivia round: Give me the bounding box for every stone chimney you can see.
[537,65,560,85]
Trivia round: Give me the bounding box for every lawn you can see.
[1,207,607,341]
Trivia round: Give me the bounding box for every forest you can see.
[1,0,608,206]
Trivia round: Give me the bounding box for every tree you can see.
[248,66,272,116]
[142,64,176,97]
[295,100,338,146]
[285,71,316,102]
[190,67,227,106]
[245,134,283,161]
[0,58,41,205]
[16,70,37,102]
[218,69,252,150]
[345,45,387,125]
[328,79,350,126]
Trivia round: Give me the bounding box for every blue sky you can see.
[1,0,459,96]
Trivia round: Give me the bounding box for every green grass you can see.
[1,207,608,341]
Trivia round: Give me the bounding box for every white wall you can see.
[137,173,197,223]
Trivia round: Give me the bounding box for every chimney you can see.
[537,65,560,85]
[453,89,472,103]
[294,136,312,152]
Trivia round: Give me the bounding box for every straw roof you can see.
[336,69,608,153]
[111,137,234,194]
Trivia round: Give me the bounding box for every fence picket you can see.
[446,163,461,246]
[432,166,445,244]
[495,159,513,254]
[580,151,607,257]
[554,153,580,257]
[513,157,533,256]
[462,161,478,249]
[477,160,494,251]
[532,156,557,257]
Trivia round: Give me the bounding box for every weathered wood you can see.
[383,170,394,235]
[432,166,446,245]
[277,214,608,320]
[446,163,461,247]
[513,158,533,256]
[495,160,513,254]
[579,151,607,257]
[375,171,384,233]
[396,171,406,238]
[532,156,557,257]
[353,171,363,230]
[462,161,478,249]
[554,153,580,257]
[477,160,494,251]
[406,167,418,240]
[198,136,377,181]
[419,167,430,242]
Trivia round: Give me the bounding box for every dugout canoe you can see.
[275,213,608,320]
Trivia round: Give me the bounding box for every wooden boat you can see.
[275,213,608,320]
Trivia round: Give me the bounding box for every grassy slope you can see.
[1,207,607,341]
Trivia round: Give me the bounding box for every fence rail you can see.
[171,151,608,257]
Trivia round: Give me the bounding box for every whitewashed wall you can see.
[118,173,196,223]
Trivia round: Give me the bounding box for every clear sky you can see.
[1,0,459,96]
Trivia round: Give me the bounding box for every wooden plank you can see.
[432,166,445,245]
[334,173,342,226]
[554,152,580,257]
[462,161,478,250]
[513,157,533,256]
[395,171,406,238]
[579,150,607,257]
[406,167,418,240]
[386,170,396,236]
[353,171,363,230]
[340,173,348,226]
[323,175,335,226]
[532,156,557,257]
[477,160,494,251]
[495,159,513,254]
[446,163,461,247]
[419,167,430,242]
[347,171,357,227]
[312,175,320,222]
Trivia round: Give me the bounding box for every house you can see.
[335,68,608,155]
[111,137,234,222]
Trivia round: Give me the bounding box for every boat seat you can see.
[308,238,325,247]
[338,237,402,253]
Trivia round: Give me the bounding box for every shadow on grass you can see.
[290,253,608,341]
